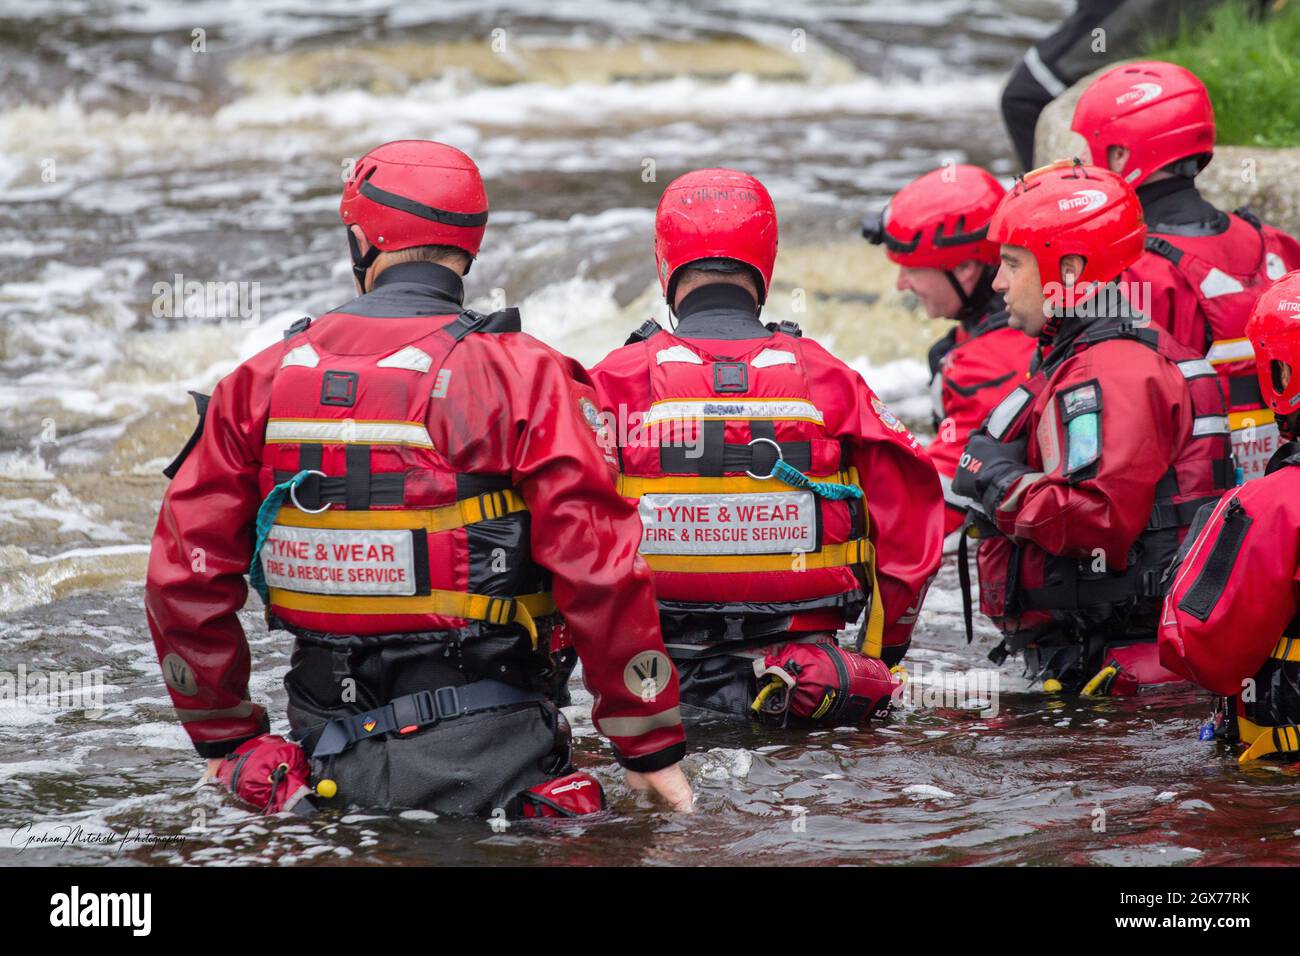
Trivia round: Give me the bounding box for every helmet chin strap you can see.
[347,228,382,293]
[946,265,996,325]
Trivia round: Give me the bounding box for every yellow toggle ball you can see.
[1042,679,1063,694]
[315,778,338,799]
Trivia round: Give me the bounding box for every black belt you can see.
[297,679,546,758]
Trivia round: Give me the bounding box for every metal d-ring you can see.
[288,470,330,514]
[746,436,783,480]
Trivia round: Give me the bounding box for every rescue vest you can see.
[613,321,885,657]
[252,311,555,645]
[1144,209,1293,482]
[976,321,1232,627]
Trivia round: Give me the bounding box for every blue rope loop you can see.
[772,459,863,500]
[248,469,313,602]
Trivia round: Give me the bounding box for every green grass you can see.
[1146,0,1300,147]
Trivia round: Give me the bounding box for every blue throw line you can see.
[248,469,313,601]
[772,459,862,500]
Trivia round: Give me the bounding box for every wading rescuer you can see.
[145,140,692,817]
[952,160,1233,696]
[1072,60,1300,481]
[1160,270,1300,762]
[589,168,943,726]
[864,164,1036,546]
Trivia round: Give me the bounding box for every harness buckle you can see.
[434,685,462,720]
[746,436,783,480]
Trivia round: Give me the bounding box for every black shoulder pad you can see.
[162,391,211,480]
[1266,440,1300,476]
[765,320,802,337]
[1233,206,1263,230]
[283,316,312,340]
[445,307,522,341]
[624,319,664,346]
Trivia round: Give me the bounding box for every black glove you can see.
[952,433,1033,516]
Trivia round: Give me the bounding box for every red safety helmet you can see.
[988,160,1146,307]
[654,168,778,304]
[1246,270,1300,417]
[339,140,489,287]
[1071,61,1215,187]
[865,164,1004,270]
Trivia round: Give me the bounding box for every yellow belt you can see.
[269,588,555,648]
[273,488,528,532]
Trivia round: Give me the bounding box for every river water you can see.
[4,0,1298,867]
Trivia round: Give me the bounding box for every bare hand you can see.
[625,763,693,812]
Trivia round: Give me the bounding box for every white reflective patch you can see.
[637,491,816,554]
[1206,338,1254,364]
[281,344,319,369]
[1267,252,1286,280]
[1038,396,1063,475]
[643,399,824,425]
[930,372,945,420]
[265,418,434,447]
[751,348,797,368]
[986,386,1032,440]
[655,345,703,366]
[1192,415,1230,437]
[1232,419,1280,483]
[1199,268,1245,299]
[377,345,433,373]
[261,526,417,595]
[1177,359,1217,379]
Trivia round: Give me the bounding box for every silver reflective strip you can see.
[265,419,434,447]
[751,348,797,368]
[938,470,974,510]
[643,399,824,425]
[1192,415,1230,437]
[597,706,682,738]
[175,701,257,722]
[655,345,704,365]
[1177,359,1217,380]
[1199,268,1246,299]
[281,344,319,369]
[1023,46,1067,97]
[377,345,433,373]
[986,386,1032,440]
[998,472,1046,512]
[1206,338,1254,364]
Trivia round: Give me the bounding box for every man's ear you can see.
[349,224,371,256]
[1060,254,1086,287]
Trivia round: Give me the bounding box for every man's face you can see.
[993,245,1048,337]
[895,265,961,319]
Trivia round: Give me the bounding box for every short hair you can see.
[386,244,472,271]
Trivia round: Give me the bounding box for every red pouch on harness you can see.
[753,642,899,724]
[214,734,314,815]
[511,771,605,819]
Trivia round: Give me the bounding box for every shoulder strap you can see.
[161,391,212,480]
[764,319,802,338]
[624,318,664,346]
[1233,206,1264,231]
[283,315,312,340]
[444,307,522,341]
[1144,235,1185,265]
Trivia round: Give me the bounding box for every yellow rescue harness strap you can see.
[1235,637,1300,762]
[268,589,556,649]
[272,488,528,532]
[616,467,886,659]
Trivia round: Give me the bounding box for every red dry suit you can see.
[588,284,943,696]
[145,263,685,802]
[964,299,1233,692]
[1123,178,1300,482]
[1159,443,1300,760]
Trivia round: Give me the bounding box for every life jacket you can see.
[252,311,555,645]
[973,321,1233,635]
[1143,209,1293,482]
[613,320,885,657]
[1217,449,1300,761]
